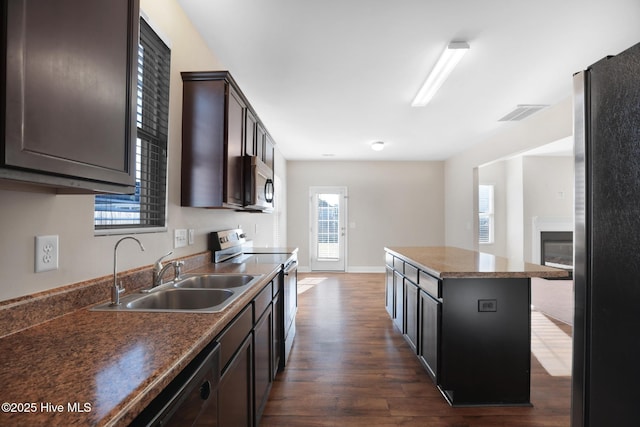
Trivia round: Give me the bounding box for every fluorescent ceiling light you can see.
[371,141,385,151]
[411,41,470,107]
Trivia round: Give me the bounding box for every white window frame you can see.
[478,184,495,244]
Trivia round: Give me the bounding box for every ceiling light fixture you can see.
[371,141,385,151]
[411,41,470,107]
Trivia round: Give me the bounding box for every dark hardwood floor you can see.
[261,273,571,427]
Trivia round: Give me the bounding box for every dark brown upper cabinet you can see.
[181,72,245,208]
[1,0,139,194]
[181,71,276,209]
[244,108,258,157]
[264,132,275,173]
[254,122,275,175]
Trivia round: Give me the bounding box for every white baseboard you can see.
[297,266,385,273]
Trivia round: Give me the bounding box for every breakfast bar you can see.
[384,246,568,407]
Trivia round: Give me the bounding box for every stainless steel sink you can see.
[90,273,262,313]
[126,288,233,310]
[174,274,254,289]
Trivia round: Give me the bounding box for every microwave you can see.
[243,155,274,212]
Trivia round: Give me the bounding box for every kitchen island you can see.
[384,246,568,407]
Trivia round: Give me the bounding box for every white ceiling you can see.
[177,0,640,161]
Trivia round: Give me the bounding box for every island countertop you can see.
[385,246,569,279]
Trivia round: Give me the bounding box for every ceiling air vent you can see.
[499,104,549,121]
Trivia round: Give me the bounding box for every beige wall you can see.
[479,155,573,261]
[287,161,445,271]
[522,156,574,261]
[444,98,574,251]
[0,0,285,301]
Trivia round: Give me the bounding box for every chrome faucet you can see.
[112,236,145,306]
[152,251,184,288]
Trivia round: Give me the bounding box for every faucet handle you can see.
[154,251,173,270]
[173,260,185,280]
[111,281,126,306]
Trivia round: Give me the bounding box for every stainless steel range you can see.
[209,229,298,368]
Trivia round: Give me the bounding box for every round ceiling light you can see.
[371,141,385,151]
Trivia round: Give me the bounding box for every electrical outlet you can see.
[478,299,497,312]
[174,229,187,248]
[188,229,195,245]
[35,235,59,273]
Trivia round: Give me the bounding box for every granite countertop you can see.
[385,246,570,279]
[0,262,280,427]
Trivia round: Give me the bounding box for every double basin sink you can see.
[91,274,261,313]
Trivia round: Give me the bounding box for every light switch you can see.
[174,229,187,248]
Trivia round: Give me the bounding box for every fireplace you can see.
[540,231,573,278]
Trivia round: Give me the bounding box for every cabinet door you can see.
[3,0,138,188]
[385,267,394,318]
[255,122,266,162]
[218,334,253,427]
[226,86,245,206]
[419,290,440,381]
[393,270,404,332]
[254,304,273,425]
[404,280,418,352]
[272,291,283,375]
[244,109,257,156]
[181,78,225,207]
[264,133,275,173]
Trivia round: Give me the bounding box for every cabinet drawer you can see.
[272,274,282,298]
[385,253,394,268]
[254,281,273,319]
[217,305,253,374]
[404,263,418,284]
[418,271,441,299]
[393,257,404,273]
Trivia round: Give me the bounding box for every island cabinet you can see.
[384,246,568,407]
[1,0,139,193]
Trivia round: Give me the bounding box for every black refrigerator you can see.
[573,41,640,427]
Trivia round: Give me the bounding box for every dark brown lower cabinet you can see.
[385,267,394,317]
[254,304,273,425]
[418,289,440,380]
[404,280,419,352]
[393,270,404,332]
[133,276,284,426]
[218,334,253,427]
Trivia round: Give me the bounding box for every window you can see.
[94,17,171,233]
[316,193,340,259]
[478,184,494,244]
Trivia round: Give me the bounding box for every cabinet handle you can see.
[200,380,211,400]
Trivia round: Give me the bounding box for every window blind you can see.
[95,18,171,231]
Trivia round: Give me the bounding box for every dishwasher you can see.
[132,340,220,426]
